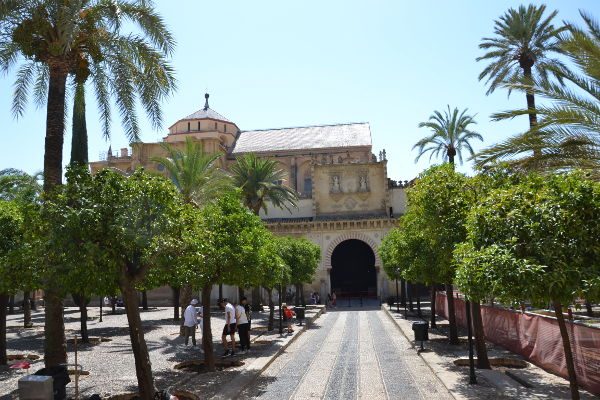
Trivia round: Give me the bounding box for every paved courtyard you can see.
[242,309,453,400]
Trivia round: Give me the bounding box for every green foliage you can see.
[41,166,182,296]
[152,137,232,206]
[455,172,600,305]
[0,169,41,203]
[475,12,600,176]
[414,106,483,164]
[257,236,290,290]
[477,4,567,95]
[1,0,176,140]
[230,153,298,215]
[277,236,320,285]
[0,200,39,294]
[177,192,269,289]
[404,164,472,283]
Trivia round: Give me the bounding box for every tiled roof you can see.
[181,107,232,123]
[231,122,371,154]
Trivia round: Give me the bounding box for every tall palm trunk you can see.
[43,63,69,368]
[430,285,437,328]
[522,65,538,129]
[120,279,155,399]
[23,291,31,328]
[70,81,88,165]
[553,301,579,400]
[472,301,490,369]
[201,284,215,371]
[0,294,7,365]
[445,284,459,345]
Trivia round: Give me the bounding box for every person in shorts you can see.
[220,298,237,357]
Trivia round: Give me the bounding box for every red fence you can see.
[436,293,600,395]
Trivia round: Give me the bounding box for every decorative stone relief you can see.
[331,175,342,193]
[344,197,358,210]
[358,175,369,192]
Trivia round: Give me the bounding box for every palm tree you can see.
[0,0,175,375]
[477,4,567,129]
[152,137,232,207]
[474,11,600,176]
[230,153,298,310]
[413,106,483,165]
[152,137,232,337]
[230,153,298,215]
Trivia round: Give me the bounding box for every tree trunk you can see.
[72,294,90,343]
[294,284,300,307]
[472,301,490,369]
[141,290,148,311]
[43,64,69,369]
[430,285,437,328]
[238,287,245,301]
[585,301,593,317]
[44,288,67,367]
[400,278,406,306]
[553,301,579,400]
[407,282,414,311]
[70,81,88,165]
[251,287,263,311]
[445,284,459,345]
[416,288,422,317]
[172,286,180,321]
[99,296,103,323]
[522,66,538,129]
[267,289,274,331]
[179,284,192,335]
[30,292,36,311]
[121,280,155,399]
[218,284,223,302]
[0,294,7,365]
[111,298,116,315]
[201,284,215,371]
[23,291,31,328]
[300,284,305,307]
[8,295,14,315]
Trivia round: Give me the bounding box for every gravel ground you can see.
[0,305,284,399]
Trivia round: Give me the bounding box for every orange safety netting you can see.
[436,293,600,395]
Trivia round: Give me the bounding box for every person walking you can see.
[183,299,199,346]
[236,298,250,354]
[220,298,237,357]
[282,303,296,333]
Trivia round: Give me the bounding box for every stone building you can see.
[90,95,408,304]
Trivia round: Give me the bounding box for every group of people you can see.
[183,297,252,357]
[309,292,321,305]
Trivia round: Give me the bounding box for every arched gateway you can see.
[330,239,377,298]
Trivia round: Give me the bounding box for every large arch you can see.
[324,232,381,270]
[330,239,377,297]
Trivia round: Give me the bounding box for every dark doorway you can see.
[330,239,377,297]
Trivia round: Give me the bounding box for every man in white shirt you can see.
[219,298,237,357]
[183,299,199,346]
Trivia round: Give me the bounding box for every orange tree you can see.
[455,172,600,400]
[44,167,182,399]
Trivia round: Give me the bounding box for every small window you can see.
[304,178,312,195]
[224,124,227,133]
[215,122,217,129]
[187,122,190,132]
[197,121,201,131]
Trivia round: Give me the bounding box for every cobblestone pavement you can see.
[242,309,453,400]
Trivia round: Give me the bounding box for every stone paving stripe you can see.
[290,312,349,399]
[247,312,340,400]
[323,312,360,400]
[358,311,387,400]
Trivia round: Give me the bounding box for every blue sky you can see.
[1,1,599,181]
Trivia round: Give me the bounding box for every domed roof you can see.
[169,93,234,128]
